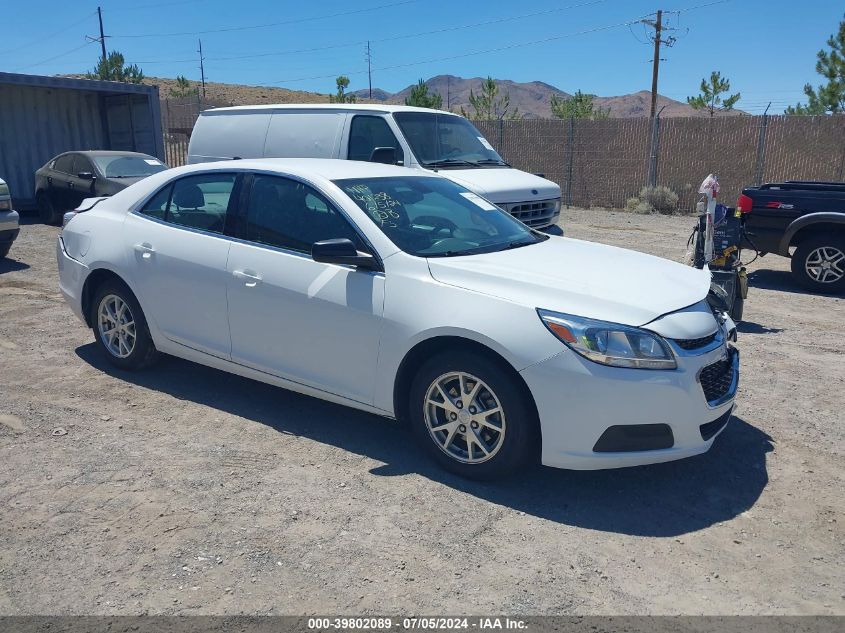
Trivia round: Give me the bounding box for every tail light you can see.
[737,194,753,213]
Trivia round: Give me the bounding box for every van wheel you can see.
[0,242,11,259]
[408,350,538,479]
[791,235,845,294]
[37,191,61,225]
[90,280,158,370]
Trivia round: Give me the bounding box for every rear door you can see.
[123,172,240,358]
[49,154,76,211]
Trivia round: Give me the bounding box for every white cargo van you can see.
[188,104,561,229]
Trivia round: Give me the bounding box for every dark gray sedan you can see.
[34,150,168,224]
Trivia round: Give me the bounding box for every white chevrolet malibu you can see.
[58,159,738,478]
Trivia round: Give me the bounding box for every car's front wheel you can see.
[408,350,538,479]
[791,234,845,294]
[91,280,158,370]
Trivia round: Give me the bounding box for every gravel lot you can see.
[0,209,842,615]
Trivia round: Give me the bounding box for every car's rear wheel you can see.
[91,280,158,370]
[408,350,538,479]
[37,191,61,225]
[791,235,845,294]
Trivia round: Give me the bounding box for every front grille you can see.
[505,199,558,228]
[699,354,735,403]
[674,331,718,350]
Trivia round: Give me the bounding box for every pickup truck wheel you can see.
[37,191,61,225]
[408,351,538,479]
[791,235,845,294]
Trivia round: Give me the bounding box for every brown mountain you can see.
[353,75,742,119]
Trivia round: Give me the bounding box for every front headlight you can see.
[0,199,10,210]
[553,198,561,214]
[538,309,676,370]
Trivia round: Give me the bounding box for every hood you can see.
[436,168,560,203]
[427,236,711,327]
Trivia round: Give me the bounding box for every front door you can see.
[122,172,239,358]
[226,173,385,404]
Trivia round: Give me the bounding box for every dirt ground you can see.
[0,209,842,616]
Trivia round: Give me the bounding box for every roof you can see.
[202,103,459,116]
[169,158,440,181]
[73,150,158,158]
[0,72,159,96]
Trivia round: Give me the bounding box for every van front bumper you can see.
[521,339,738,470]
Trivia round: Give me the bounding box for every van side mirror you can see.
[77,171,95,180]
[312,239,380,270]
[369,147,397,165]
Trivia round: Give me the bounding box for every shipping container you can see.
[0,72,164,209]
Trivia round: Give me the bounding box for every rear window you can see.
[93,155,167,179]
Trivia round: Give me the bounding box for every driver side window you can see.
[244,175,364,254]
[348,116,404,164]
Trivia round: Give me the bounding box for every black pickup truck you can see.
[739,181,845,293]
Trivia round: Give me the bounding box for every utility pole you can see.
[641,10,676,118]
[447,76,451,110]
[198,39,207,105]
[366,41,372,99]
[86,7,109,79]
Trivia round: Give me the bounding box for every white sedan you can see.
[57,159,738,478]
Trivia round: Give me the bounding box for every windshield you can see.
[335,176,546,257]
[93,155,168,179]
[392,112,507,168]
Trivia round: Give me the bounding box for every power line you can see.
[128,0,614,65]
[13,41,94,72]
[270,14,651,85]
[0,11,96,56]
[112,0,417,38]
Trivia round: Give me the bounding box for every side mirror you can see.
[312,239,380,271]
[369,147,397,165]
[77,171,95,180]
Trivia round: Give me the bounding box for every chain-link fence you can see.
[162,104,845,210]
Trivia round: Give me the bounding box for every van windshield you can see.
[392,112,507,169]
[334,176,546,257]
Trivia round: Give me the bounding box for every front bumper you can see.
[56,236,89,323]
[0,210,19,247]
[521,336,738,470]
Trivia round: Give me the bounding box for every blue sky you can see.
[2,0,841,113]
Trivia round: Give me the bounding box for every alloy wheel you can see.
[423,372,506,464]
[805,246,845,284]
[97,294,137,359]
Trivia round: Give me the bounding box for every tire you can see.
[791,234,845,294]
[0,242,10,259]
[408,350,539,479]
[730,294,744,322]
[37,191,62,225]
[90,279,158,370]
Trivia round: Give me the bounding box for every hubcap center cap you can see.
[457,409,471,424]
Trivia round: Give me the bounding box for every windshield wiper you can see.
[475,158,511,167]
[423,159,480,168]
[500,238,539,251]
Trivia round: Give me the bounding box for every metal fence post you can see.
[754,109,770,185]
[647,107,664,188]
[565,117,575,207]
[498,117,504,152]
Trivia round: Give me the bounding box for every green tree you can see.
[550,90,610,120]
[786,13,845,114]
[169,75,198,99]
[87,51,144,83]
[404,79,443,109]
[687,71,741,117]
[329,75,356,103]
[460,76,521,120]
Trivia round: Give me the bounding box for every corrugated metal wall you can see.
[0,84,107,206]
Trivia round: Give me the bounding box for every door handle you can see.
[133,242,155,259]
[68,182,74,189]
[232,270,262,287]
